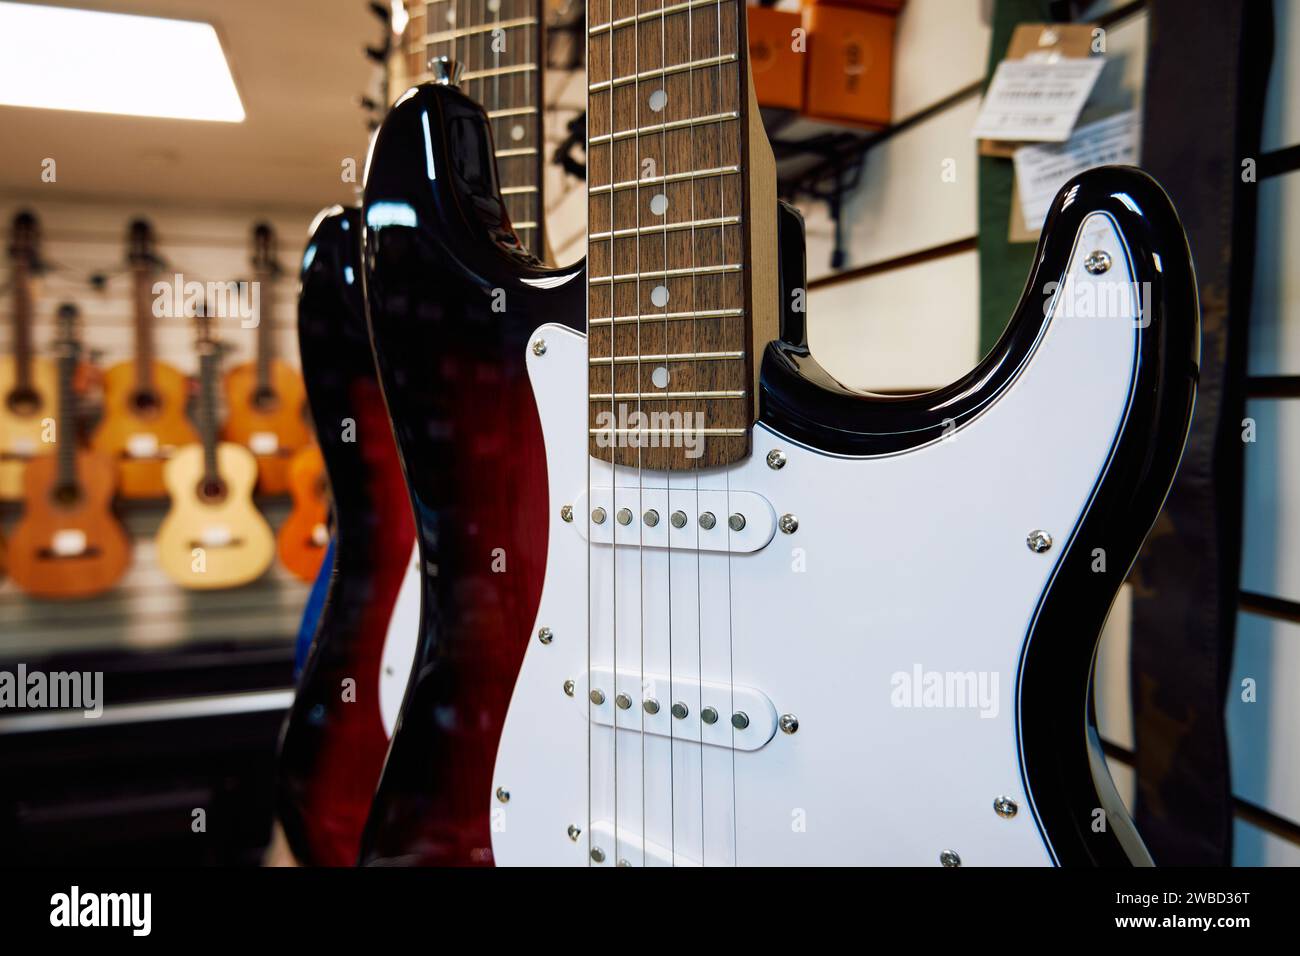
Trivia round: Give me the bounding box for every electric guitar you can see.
[8,304,130,599]
[157,311,274,589]
[0,210,58,501]
[221,223,310,495]
[276,442,330,582]
[372,0,555,739]
[90,219,199,498]
[275,206,416,866]
[362,4,1198,867]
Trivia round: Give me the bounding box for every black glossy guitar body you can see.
[359,81,585,865]
[276,206,416,866]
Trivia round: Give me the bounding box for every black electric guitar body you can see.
[275,207,417,865]
[359,77,584,865]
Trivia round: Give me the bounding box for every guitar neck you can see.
[408,0,546,256]
[198,346,221,483]
[10,256,34,389]
[55,341,78,491]
[254,267,275,390]
[132,264,156,391]
[586,0,776,471]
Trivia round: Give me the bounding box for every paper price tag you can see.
[972,57,1106,143]
[1013,111,1142,232]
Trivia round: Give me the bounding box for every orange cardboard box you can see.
[802,4,896,127]
[804,0,905,12]
[748,7,804,111]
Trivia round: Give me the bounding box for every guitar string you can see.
[688,0,706,868]
[633,0,648,868]
[720,0,737,868]
[658,0,675,869]
[606,0,618,868]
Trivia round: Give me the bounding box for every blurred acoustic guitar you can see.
[221,223,309,495]
[8,303,130,599]
[90,219,198,498]
[276,441,330,582]
[157,310,273,589]
[0,210,58,501]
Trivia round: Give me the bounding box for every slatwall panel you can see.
[0,194,321,659]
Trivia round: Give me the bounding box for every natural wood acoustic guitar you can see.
[157,311,274,589]
[221,223,309,495]
[8,303,130,599]
[90,219,198,498]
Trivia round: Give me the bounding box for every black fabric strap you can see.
[1129,0,1273,866]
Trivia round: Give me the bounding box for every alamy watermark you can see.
[1044,276,1153,327]
[0,664,103,718]
[890,664,999,719]
[592,403,707,459]
[152,273,260,328]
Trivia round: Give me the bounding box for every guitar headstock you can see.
[251,222,280,278]
[127,218,158,270]
[9,210,41,267]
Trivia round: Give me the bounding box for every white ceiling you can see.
[0,0,379,211]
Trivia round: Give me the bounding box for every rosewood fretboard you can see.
[586,0,774,470]
[405,0,546,257]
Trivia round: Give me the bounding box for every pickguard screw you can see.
[728,513,746,532]
[940,849,961,868]
[671,702,689,719]
[591,847,606,863]
[994,796,1018,818]
[1083,250,1112,275]
[561,504,573,522]
[1026,529,1053,553]
[592,507,607,525]
[495,787,510,803]
[567,824,582,841]
[616,508,633,526]
[531,338,547,355]
[766,449,787,470]
[615,693,632,710]
[731,711,750,730]
[563,679,575,697]
[670,510,687,528]
[537,627,553,645]
[779,514,799,534]
[701,706,719,725]
[699,512,716,530]
[644,509,659,527]
[617,859,631,867]
[589,689,605,705]
[643,698,661,715]
[779,714,799,734]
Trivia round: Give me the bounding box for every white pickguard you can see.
[492,214,1139,866]
[378,542,422,738]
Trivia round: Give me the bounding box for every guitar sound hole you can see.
[197,477,228,504]
[252,386,280,413]
[51,483,83,508]
[129,389,161,415]
[5,386,41,416]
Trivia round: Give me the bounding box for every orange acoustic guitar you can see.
[91,219,198,498]
[276,442,331,582]
[0,211,58,501]
[8,303,130,599]
[222,223,309,495]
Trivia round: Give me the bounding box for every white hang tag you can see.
[972,56,1106,142]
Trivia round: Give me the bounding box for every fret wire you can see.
[589,427,750,436]
[588,264,743,283]
[588,308,744,326]
[425,16,536,41]
[587,0,723,35]
[495,146,538,157]
[590,215,741,240]
[463,62,537,80]
[588,165,740,194]
[590,390,746,400]
[588,53,738,92]
[588,110,738,145]
[589,350,744,365]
